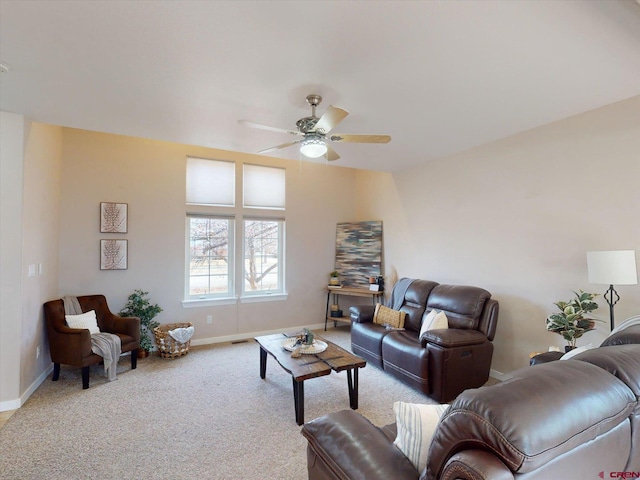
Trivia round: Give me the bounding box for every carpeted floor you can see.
[0,326,497,479]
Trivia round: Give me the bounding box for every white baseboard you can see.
[190,322,333,347]
[490,368,512,382]
[0,364,53,412]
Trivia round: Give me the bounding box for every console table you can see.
[325,286,384,330]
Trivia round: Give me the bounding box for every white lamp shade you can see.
[300,136,327,158]
[587,250,638,285]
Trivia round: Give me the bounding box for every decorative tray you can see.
[282,338,328,354]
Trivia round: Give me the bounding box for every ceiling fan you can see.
[238,94,391,161]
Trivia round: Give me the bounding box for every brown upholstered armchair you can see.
[44,295,140,389]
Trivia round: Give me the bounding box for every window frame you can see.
[184,158,287,306]
[184,214,236,302]
[241,216,285,298]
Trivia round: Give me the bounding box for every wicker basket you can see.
[153,322,193,359]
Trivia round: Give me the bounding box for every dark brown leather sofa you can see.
[44,295,140,388]
[350,279,499,402]
[302,343,640,479]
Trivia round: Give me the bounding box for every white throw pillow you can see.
[65,310,100,334]
[419,310,449,338]
[393,401,450,472]
[560,343,594,360]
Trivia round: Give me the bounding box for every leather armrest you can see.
[421,329,487,348]
[49,327,93,362]
[423,450,513,480]
[350,305,376,323]
[110,315,140,340]
[301,410,417,479]
[529,351,563,365]
[600,325,640,347]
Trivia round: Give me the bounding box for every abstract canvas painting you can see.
[335,221,383,288]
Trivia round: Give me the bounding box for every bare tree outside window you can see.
[244,220,280,292]
[188,217,231,296]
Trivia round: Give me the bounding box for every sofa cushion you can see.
[65,310,100,334]
[418,310,448,340]
[426,360,636,479]
[393,402,449,472]
[401,280,439,333]
[374,304,406,329]
[426,285,490,330]
[382,331,429,390]
[351,322,391,368]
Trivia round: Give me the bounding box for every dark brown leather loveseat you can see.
[350,278,499,402]
[302,343,640,479]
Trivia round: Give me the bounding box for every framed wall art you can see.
[335,221,383,288]
[100,202,128,233]
[100,239,128,270]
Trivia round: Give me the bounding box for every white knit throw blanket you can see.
[63,295,121,381]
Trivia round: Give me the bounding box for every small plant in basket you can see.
[119,289,163,354]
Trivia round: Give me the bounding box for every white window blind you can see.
[186,157,235,206]
[243,164,285,209]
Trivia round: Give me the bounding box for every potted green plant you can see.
[545,290,601,351]
[119,289,163,357]
[329,270,340,286]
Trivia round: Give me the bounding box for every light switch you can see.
[28,264,36,277]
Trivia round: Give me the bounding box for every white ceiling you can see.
[1,1,640,172]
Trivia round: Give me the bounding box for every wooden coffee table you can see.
[255,332,366,425]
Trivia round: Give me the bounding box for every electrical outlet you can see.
[36,345,40,359]
[206,315,213,324]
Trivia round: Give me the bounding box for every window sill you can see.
[182,297,238,308]
[240,293,288,303]
[181,293,288,307]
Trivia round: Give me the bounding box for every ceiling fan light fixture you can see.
[300,135,327,158]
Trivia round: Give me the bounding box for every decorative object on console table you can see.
[119,289,163,356]
[587,250,638,331]
[329,270,340,286]
[545,290,601,350]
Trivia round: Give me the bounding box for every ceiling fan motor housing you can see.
[296,117,319,134]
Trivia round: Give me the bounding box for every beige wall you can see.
[1,111,25,409]
[58,129,360,340]
[356,96,640,375]
[21,123,63,391]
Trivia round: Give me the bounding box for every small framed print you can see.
[100,239,128,270]
[100,202,128,233]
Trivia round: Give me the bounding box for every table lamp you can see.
[587,250,638,331]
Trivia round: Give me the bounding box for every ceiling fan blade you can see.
[313,106,349,134]
[257,140,302,155]
[325,144,340,161]
[238,120,302,137]
[329,134,391,143]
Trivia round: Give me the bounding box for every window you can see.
[243,218,285,296]
[186,216,234,299]
[185,158,286,304]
